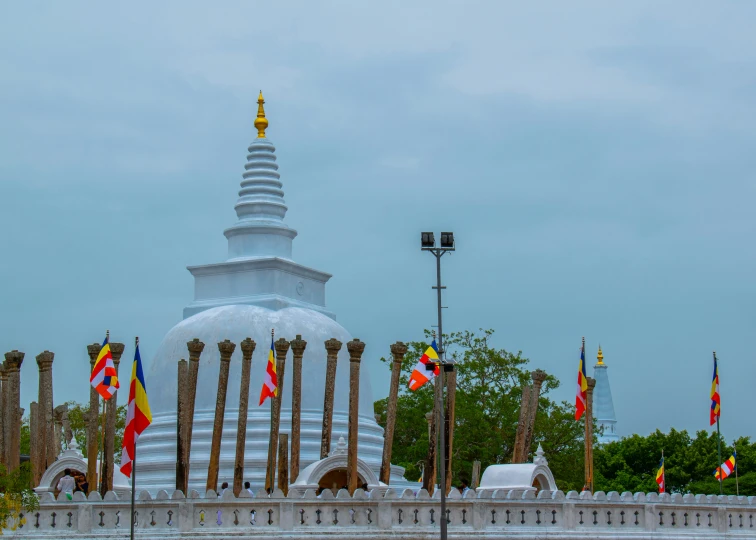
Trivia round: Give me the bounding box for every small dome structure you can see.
[477,445,557,495]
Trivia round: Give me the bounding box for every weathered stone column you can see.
[444,366,457,495]
[277,433,289,495]
[4,351,24,470]
[233,338,255,496]
[320,338,342,459]
[523,369,547,459]
[585,376,596,492]
[471,460,481,490]
[101,342,123,494]
[346,339,365,495]
[266,337,290,492]
[183,338,205,495]
[206,340,236,492]
[86,343,101,494]
[380,341,407,485]
[512,384,532,464]
[0,362,7,466]
[29,401,39,486]
[289,335,307,484]
[176,358,188,492]
[423,377,441,495]
[35,351,55,471]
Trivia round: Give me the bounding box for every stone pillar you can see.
[29,401,39,486]
[512,384,532,464]
[176,358,188,492]
[266,337,290,492]
[523,369,547,459]
[471,460,481,490]
[380,341,407,485]
[444,366,457,495]
[233,338,255,496]
[277,433,289,496]
[320,338,342,459]
[206,340,236,492]
[585,377,596,492]
[0,362,7,466]
[4,351,24,471]
[101,342,123,495]
[183,338,205,495]
[85,343,101,494]
[423,376,441,495]
[289,335,307,484]
[35,351,55,471]
[346,339,365,495]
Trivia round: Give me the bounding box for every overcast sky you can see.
[1,1,754,441]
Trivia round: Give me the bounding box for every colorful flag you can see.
[710,355,720,426]
[656,456,665,493]
[259,337,277,405]
[575,343,588,420]
[714,453,736,480]
[408,340,440,391]
[120,341,152,478]
[90,334,120,400]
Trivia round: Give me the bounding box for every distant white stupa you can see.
[136,93,404,493]
[593,346,619,444]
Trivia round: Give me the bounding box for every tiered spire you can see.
[593,345,619,443]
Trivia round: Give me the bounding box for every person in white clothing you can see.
[56,469,76,498]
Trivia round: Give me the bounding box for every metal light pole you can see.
[421,231,455,540]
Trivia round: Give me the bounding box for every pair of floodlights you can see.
[420,232,455,250]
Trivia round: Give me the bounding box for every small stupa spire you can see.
[254,90,268,138]
[597,345,604,365]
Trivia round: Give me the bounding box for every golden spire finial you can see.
[597,345,604,365]
[254,90,268,138]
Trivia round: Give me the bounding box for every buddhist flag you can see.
[710,354,721,426]
[574,342,588,420]
[714,453,736,480]
[120,340,152,478]
[408,340,440,391]
[655,456,665,493]
[259,337,277,405]
[90,334,120,400]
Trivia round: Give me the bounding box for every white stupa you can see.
[136,93,405,493]
[593,346,619,444]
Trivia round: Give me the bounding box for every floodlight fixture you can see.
[440,232,455,250]
[421,232,435,249]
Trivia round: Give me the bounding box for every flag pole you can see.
[661,448,665,494]
[130,336,139,540]
[714,351,722,496]
[734,441,739,497]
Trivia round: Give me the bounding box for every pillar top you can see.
[86,343,101,361]
[586,377,597,391]
[0,361,6,378]
[110,342,125,361]
[274,337,291,355]
[240,338,257,357]
[217,339,237,358]
[390,341,408,358]
[290,334,307,355]
[178,358,188,365]
[324,338,343,354]
[4,350,24,370]
[347,339,366,361]
[35,350,55,370]
[531,369,548,384]
[187,338,206,355]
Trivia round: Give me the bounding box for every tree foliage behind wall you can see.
[374,329,586,492]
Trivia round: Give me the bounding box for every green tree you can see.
[66,401,127,461]
[0,463,39,533]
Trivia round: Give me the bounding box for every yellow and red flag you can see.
[574,342,588,420]
[120,340,152,478]
[259,337,277,405]
[655,456,665,493]
[710,355,720,426]
[90,333,120,400]
[714,453,736,480]
[408,340,440,391]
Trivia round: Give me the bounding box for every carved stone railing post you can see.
[100,342,123,494]
[35,350,55,472]
[207,340,236,492]
[183,338,205,495]
[380,341,407,485]
[444,366,457,495]
[176,358,188,492]
[289,335,307,483]
[266,337,290,492]
[86,343,101,494]
[320,338,342,459]
[585,377,596,492]
[346,339,365,495]
[0,362,6,466]
[523,369,547,458]
[4,351,24,470]
[233,338,256,496]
